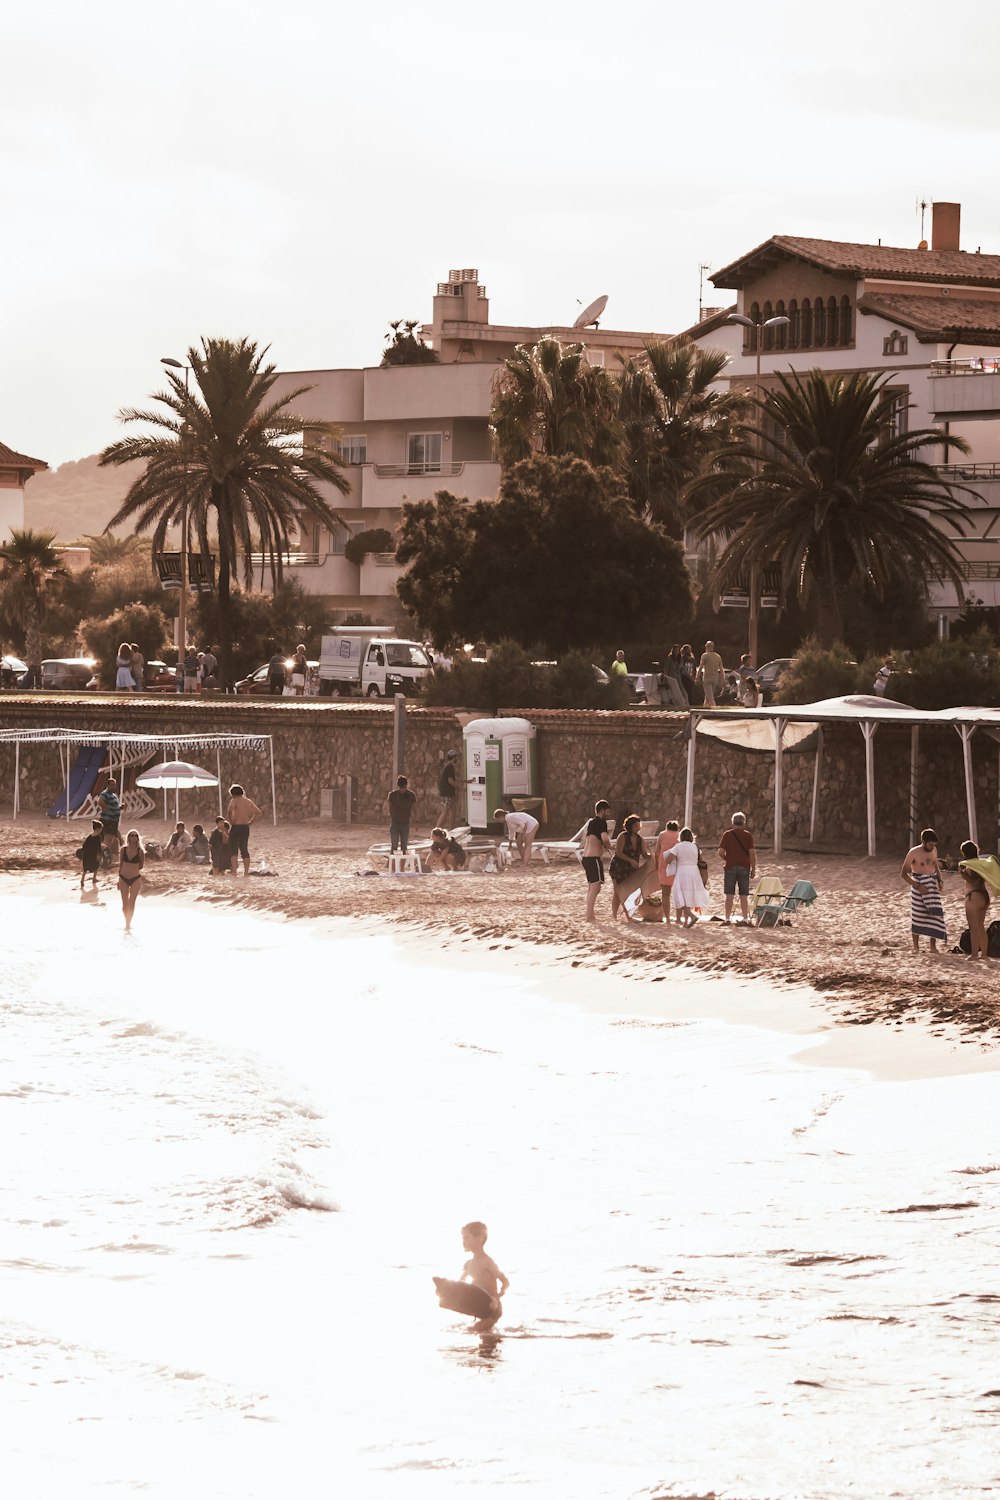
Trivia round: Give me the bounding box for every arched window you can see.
[840,295,852,345]
[814,297,826,347]
[762,301,774,350]
[748,302,761,352]
[775,300,787,349]
[826,296,838,347]
[789,299,800,348]
[801,299,812,347]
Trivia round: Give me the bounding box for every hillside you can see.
[24,453,143,541]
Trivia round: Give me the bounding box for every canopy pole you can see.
[174,740,180,824]
[64,744,70,826]
[809,727,824,844]
[958,724,977,844]
[269,736,277,826]
[773,718,785,854]
[14,740,19,820]
[997,742,1000,857]
[684,715,699,829]
[909,725,919,847]
[861,721,878,857]
[217,747,223,816]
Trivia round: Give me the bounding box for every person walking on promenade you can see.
[226,784,262,876]
[659,648,688,709]
[200,645,218,690]
[267,647,287,695]
[654,819,681,923]
[697,640,726,709]
[290,644,308,697]
[115,642,136,691]
[582,799,614,922]
[718,811,756,924]
[117,829,144,931]
[900,827,946,953]
[129,642,145,690]
[387,775,417,854]
[679,644,698,703]
[610,649,628,680]
[182,646,200,693]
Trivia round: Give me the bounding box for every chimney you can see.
[931,201,961,253]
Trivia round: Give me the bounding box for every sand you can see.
[3,812,998,1045]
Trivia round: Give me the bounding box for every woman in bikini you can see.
[118,828,144,931]
[959,838,991,960]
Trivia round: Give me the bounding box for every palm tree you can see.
[688,369,975,647]
[79,531,149,565]
[490,337,622,472]
[0,529,66,679]
[617,340,747,536]
[100,338,351,685]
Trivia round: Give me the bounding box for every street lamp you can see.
[725,313,790,664]
[160,357,190,663]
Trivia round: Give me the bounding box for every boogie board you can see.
[433,1276,494,1319]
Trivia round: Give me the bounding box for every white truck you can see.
[318,627,433,698]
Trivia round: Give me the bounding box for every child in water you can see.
[461,1220,509,1331]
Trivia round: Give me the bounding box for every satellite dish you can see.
[572,294,608,330]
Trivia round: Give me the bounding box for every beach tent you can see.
[687,697,1000,856]
[0,728,276,826]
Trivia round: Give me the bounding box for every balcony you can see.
[249,551,360,596]
[929,360,1000,417]
[359,459,500,509]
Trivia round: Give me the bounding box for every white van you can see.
[319,628,433,698]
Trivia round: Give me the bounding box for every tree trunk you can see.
[217,554,233,692]
[25,596,42,684]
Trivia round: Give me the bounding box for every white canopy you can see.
[687,697,1000,856]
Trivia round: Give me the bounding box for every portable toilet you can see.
[463,717,538,831]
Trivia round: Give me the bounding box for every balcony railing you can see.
[938,463,1000,480]
[249,551,323,567]
[372,461,466,478]
[372,552,397,566]
[931,358,1000,375]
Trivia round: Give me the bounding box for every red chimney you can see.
[931,202,961,252]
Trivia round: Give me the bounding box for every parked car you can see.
[40,657,98,691]
[235,659,319,696]
[144,660,178,691]
[754,657,794,703]
[1,654,28,688]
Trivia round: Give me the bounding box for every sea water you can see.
[2,877,1000,1499]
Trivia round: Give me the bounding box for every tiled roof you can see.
[677,304,738,341]
[712,235,1000,290]
[0,441,47,472]
[858,292,1000,345]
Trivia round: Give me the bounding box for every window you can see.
[801,299,812,348]
[881,386,909,444]
[826,296,838,347]
[337,435,367,465]
[775,300,787,350]
[788,300,800,348]
[407,432,442,474]
[814,298,826,347]
[882,329,908,357]
[840,295,852,346]
[762,301,774,350]
[385,643,432,668]
[747,302,761,351]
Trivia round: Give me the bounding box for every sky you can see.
[4,0,1000,467]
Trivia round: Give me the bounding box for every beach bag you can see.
[697,853,709,888]
[958,921,1000,955]
[74,845,84,860]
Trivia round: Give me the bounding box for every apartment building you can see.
[271,270,669,623]
[0,441,47,543]
[686,202,1000,626]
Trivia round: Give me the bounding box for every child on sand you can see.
[461,1220,509,1332]
[79,819,104,890]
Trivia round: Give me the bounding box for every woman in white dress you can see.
[664,826,709,927]
[115,642,136,691]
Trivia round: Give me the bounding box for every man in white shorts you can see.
[697,639,726,708]
[495,807,539,866]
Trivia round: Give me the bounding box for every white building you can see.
[271,270,670,623]
[687,202,1000,626]
[0,441,47,544]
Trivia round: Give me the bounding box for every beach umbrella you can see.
[137,760,219,789]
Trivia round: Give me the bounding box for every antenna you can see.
[918,198,928,240]
[699,262,712,322]
[572,294,608,330]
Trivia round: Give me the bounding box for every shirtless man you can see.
[582,798,614,922]
[900,827,946,953]
[460,1220,509,1333]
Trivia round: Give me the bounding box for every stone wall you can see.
[0,696,996,853]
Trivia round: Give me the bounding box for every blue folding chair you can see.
[758,879,817,927]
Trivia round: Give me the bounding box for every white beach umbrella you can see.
[137,760,219,790]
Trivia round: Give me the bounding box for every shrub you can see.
[344,528,394,566]
[80,602,170,686]
[422,641,630,712]
[774,640,865,705]
[902,630,1000,710]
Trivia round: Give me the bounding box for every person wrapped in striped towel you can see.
[900,827,947,953]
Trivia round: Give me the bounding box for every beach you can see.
[4,812,998,1042]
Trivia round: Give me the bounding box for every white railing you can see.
[372,462,466,478]
[931,358,1000,375]
[249,552,323,568]
[939,463,1000,480]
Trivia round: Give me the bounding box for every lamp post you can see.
[160,357,190,663]
[726,313,789,664]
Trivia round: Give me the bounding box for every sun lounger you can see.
[532,819,616,863]
[751,876,784,925]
